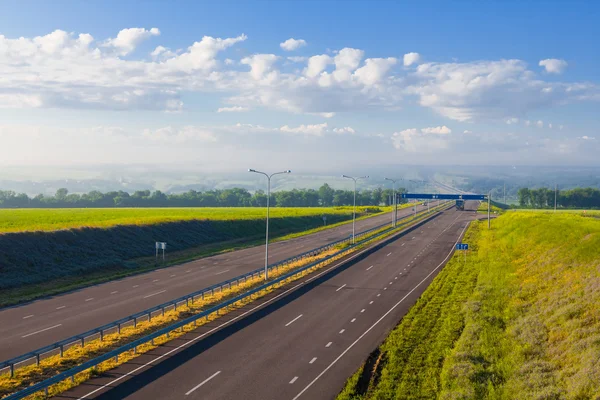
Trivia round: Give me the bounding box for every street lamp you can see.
[385,178,402,227]
[248,168,291,280]
[342,174,368,243]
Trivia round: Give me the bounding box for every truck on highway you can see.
[455,199,465,210]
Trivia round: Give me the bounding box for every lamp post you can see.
[248,168,291,280]
[342,174,368,243]
[554,183,558,212]
[385,178,402,227]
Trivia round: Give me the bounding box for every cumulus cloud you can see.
[241,54,279,80]
[391,126,452,152]
[217,106,249,112]
[403,52,421,67]
[353,57,397,86]
[305,54,333,78]
[287,56,306,63]
[578,135,595,140]
[536,120,544,128]
[104,27,160,55]
[332,126,355,134]
[539,58,568,74]
[280,122,328,136]
[280,38,307,51]
[505,117,519,124]
[463,130,472,134]
[0,28,597,121]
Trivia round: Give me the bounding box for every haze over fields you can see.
[0,1,599,187]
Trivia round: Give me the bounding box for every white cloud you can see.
[280,123,328,136]
[463,130,472,134]
[525,120,531,126]
[536,120,544,128]
[142,126,217,143]
[403,52,421,67]
[241,54,279,80]
[305,54,333,78]
[505,117,519,124]
[420,126,451,134]
[280,38,307,51]
[548,123,553,129]
[104,27,160,55]
[391,126,452,152]
[217,106,249,113]
[539,58,568,74]
[287,56,306,63]
[332,126,355,134]
[578,136,595,140]
[0,28,597,122]
[353,57,397,86]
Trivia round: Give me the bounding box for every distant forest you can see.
[0,184,408,208]
[517,187,600,209]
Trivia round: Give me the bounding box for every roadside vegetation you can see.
[0,207,386,307]
[477,201,506,214]
[338,212,600,400]
[0,203,445,399]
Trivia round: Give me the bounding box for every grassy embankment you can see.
[0,206,388,307]
[338,212,600,400]
[0,203,441,399]
[477,200,507,214]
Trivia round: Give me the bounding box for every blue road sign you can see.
[402,193,486,200]
[455,243,469,250]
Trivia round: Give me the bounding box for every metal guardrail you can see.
[0,206,430,377]
[3,203,450,400]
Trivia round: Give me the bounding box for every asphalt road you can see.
[57,201,479,400]
[0,203,435,361]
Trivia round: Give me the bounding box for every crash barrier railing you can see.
[0,202,443,378]
[2,202,451,399]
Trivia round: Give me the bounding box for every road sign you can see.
[455,243,469,250]
[155,242,167,262]
[402,193,486,200]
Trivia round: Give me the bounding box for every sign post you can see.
[155,242,167,263]
[455,243,469,264]
[322,215,327,226]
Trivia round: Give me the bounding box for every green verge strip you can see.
[1,203,450,400]
[338,211,600,400]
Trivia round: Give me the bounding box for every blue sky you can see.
[0,0,598,172]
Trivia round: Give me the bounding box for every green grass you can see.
[338,212,600,400]
[0,206,381,233]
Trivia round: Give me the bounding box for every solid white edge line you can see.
[335,284,347,292]
[76,212,445,399]
[185,370,221,395]
[285,314,303,327]
[291,215,469,400]
[21,324,62,338]
[56,306,66,310]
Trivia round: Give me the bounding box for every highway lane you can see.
[0,203,435,361]
[58,202,477,400]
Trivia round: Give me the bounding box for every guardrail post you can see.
[162,308,165,316]
[148,312,152,322]
[134,346,137,354]
[151,339,154,345]
[45,387,48,396]
[174,303,177,311]
[166,332,170,339]
[71,375,75,383]
[10,364,14,378]
[115,354,119,363]
[81,337,85,347]
[100,331,104,342]
[202,291,205,300]
[134,318,137,328]
[118,324,121,334]
[60,345,64,357]
[186,298,189,307]
[36,353,40,366]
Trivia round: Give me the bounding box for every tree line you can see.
[517,187,600,209]
[0,184,408,208]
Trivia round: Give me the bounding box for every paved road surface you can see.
[0,204,436,361]
[58,201,478,400]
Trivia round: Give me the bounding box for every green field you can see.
[338,212,600,400]
[0,206,384,233]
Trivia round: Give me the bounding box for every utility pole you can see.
[504,182,506,204]
[554,183,557,212]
